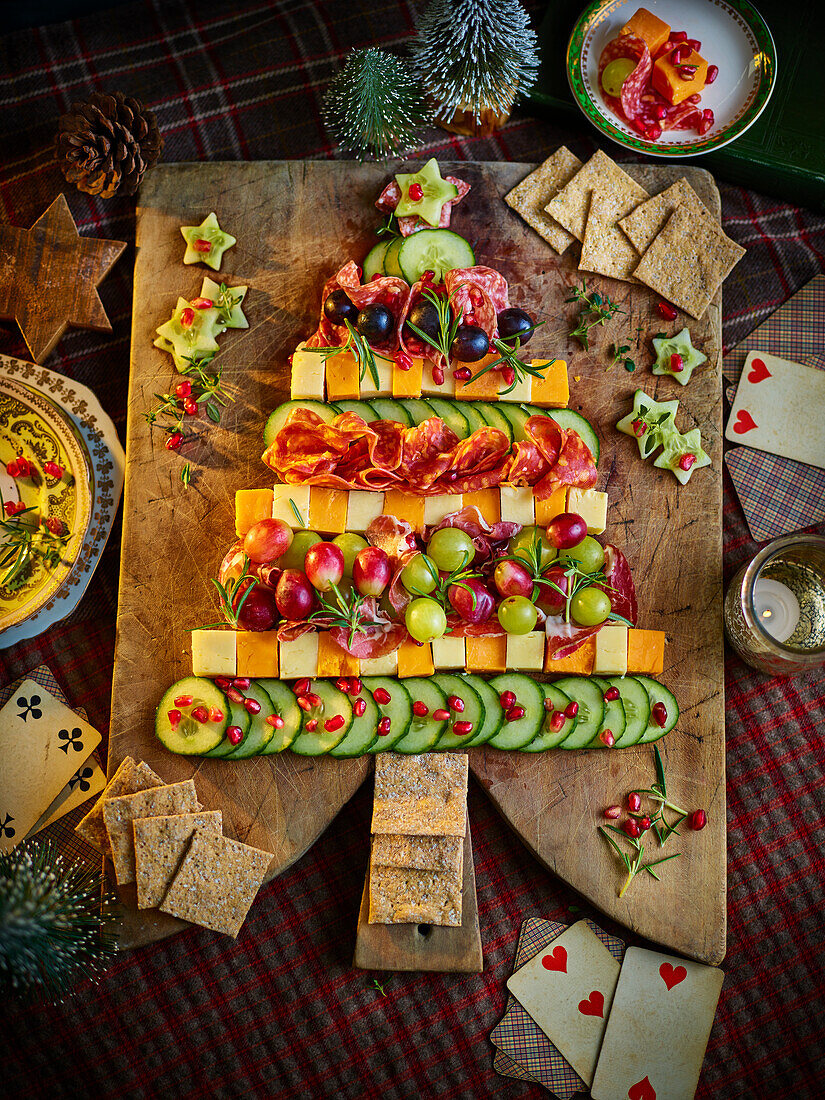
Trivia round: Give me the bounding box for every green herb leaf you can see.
[289,499,306,528]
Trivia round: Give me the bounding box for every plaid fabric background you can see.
[0,1,823,1097]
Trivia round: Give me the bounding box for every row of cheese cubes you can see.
[192,623,664,681]
[290,344,570,407]
[235,483,609,539]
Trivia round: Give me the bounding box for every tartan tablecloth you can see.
[1,2,823,1097]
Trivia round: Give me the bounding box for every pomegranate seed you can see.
[45,517,64,535]
[44,461,64,479]
[698,108,715,136]
[670,353,684,373]
[6,459,20,477]
[656,301,678,321]
[244,698,261,715]
[335,678,350,693]
[433,708,450,721]
[408,182,424,201]
[651,701,668,727]
[297,696,312,712]
[166,432,183,451]
[506,705,525,722]
[373,687,392,706]
[175,380,193,398]
[191,297,213,309]
[324,715,345,732]
[191,705,209,723]
[227,725,243,745]
[671,45,688,63]
[293,678,311,696]
[599,729,615,747]
[623,818,641,839]
[413,701,429,717]
[689,808,707,831]
[193,238,212,252]
[687,38,701,51]
[499,690,516,709]
[174,694,194,707]
[604,805,622,820]
[209,707,224,723]
[679,453,697,471]
[448,695,464,712]
[266,713,285,728]
[167,709,182,727]
[4,501,25,517]
[639,815,653,830]
[627,792,642,813]
[501,366,516,387]
[671,30,687,42]
[544,697,555,711]
[377,716,392,735]
[631,417,648,438]
[603,687,620,702]
[226,687,244,704]
[353,698,366,717]
[180,307,195,328]
[654,104,667,120]
[564,702,579,719]
[705,65,718,85]
[349,678,362,696]
[678,65,697,80]
[306,693,323,708]
[306,718,318,732]
[453,721,473,735]
[454,367,472,382]
[549,710,565,732]
[645,124,662,141]
[395,351,413,372]
[232,677,251,689]
[432,367,445,386]
[183,397,198,415]
[214,676,231,689]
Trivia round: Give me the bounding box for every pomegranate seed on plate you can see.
[454,367,472,382]
[603,687,620,702]
[191,297,213,309]
[44,461,64,479]
[226,686,244,704]
[705,65,718,85]
[433,708,450,721]
[499,690,516,709]
[549,711,565,732]
[244,698,261,715]
[353,698,366,718]
[293,678,311,696]
[651,701,668,727]
[506,705,525,722]
[448,695,464,712]
[174,694,194,707]
[183,397,198,415]
[373,687,392,705]
[564,701,579,719]
[191,705,209,723]
[689,809,707,830]
[297,696,312,711]
[6,459,19,477]
[395,351,413,372]
[413,701,429,717]
[180,307,195,328]
[502,366,516,387]
[453,721,473,735]
[4,501,25,517]
[599,729,615,747]
[656,301,678,321]
[654,104,666,120]
[193,238,212,252]
[209,707,224,723]
[432,367,445,386]
[408,182,424,201]
[671,29,687,41]
[306,718,318,732]
[679,453,696,471]
[670,353,684,373]
[232,677,251,689]
[324,715,345,732]
[45,517,64,535]
[306,692,323,708]
[214,676,231,689]
[639,815,653,830]
[348,678,362,696]
[227,726,243,745]
[176,380,193,398]
[166,432,183,451]
[627,792,642,813]
[377,716,392,735]
[266,713,285,728]
[604,805,621,820]
[335,678,350,693]
[687,38,701,51]
[646,124,662,140]
[622,818,641,839]
[167,709,182,727]
[698,109,715,135]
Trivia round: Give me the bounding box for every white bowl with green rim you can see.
[567,0,777,157]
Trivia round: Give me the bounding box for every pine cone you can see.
[55,92,163,199]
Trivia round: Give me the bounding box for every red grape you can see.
[494,559,533,598]
[243,518,293,563]
[536,565,570,615]
[546,512,587,550]
[448,578,494,624]
[304,542,344,590]
[275,569,315,619]
[236,585,279,631]
[353,546,391,597]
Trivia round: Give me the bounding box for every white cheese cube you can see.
[358,353,394,398]
[420,358,456,398]
[278,633,319,679]
[498,375,532,403]
[290,343,325,401]
[192,630,236,677]
[567,488,608,535]
[593,624,629,676]
[505,632,545,672]
[346,491,385,533]
[431,635,466,669]
[423,494,463,527]
[360,650,398,676]
[499,485,535,525]
[272,484,311,527]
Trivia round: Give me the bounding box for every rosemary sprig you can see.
[180,463,192,489]
[310,583,382,650]
[403,550,480,614]
[198,555,257,629]
[463,331,549,396]
[598,826,680,898]
[405,287,462,364]
[0,496,71,589]
[215,283,242,326]
[302,320,380,391]
[144,354,233,436]
[566,280,624,349]
[375,215,401,239]
[289,498,306,528]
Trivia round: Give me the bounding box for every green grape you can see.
[401,553,438,594]
[558,536,605,574]
[497,595,539,635]
[279,529,322,571]
[332,532,368,576]
[426,527,475,572]
[405,597,447,643]
[569,587,611,626]
[509,527,557,570]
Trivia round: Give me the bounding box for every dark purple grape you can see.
[323,289,358,326]
[404,299,440,342]
[356,304,395,344]
[497,307,534,344]
[451,324,490,362]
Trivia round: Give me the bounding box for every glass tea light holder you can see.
[724,534,825,676]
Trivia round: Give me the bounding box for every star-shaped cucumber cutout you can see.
[394,158,459,226]
[200,277,248,329]
[180,212,236,271]
[652,327,707,386]
[616,390,680,459]
[653,426,711,485]
[156,297,223,370]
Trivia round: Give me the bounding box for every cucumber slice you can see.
[486,673,544,750]
[397,229,475,284]
[431,673,484,750]
[635,675,679,743]
[496,403,532,442]
[156,677,228,756]
[264,399,338,447]
[457,402,489,434]
[474,401,514,443]
[335,400,379,423]
[589,676,627,748]
[363,240,391,281]
[367,398,413,426]
[399,398,438,426]
[203,695,250,758]
[363,676,413,752]
[423,397,470,439]
[290,680,352,756]
[552,677,605,749]
[545,409,600,466]
[391,678,449,753]
[603,676,650,747]
[383,237,405,280]
[523,683,576,751]
[459,674,504,747]
[329,690,380,757]
[223,682,276,759]
[255,678,302,754]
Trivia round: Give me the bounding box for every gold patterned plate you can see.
[0,375,93,632]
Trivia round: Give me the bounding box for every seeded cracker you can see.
[619,177,712,254]
[504,147,583,254]
[632,203,746,320]
[133,810,222,909]
[371,753,468,837]
[160,828,273,937]
[368,864,463,926]
[371,833,463,875]
[102,779,201,885]
[76,756,164,857]
[579,182,648,283]
[544,150,643,242]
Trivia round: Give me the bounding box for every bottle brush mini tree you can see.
[323,47,431,160]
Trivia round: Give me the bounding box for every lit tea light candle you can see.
[753,577,800,643]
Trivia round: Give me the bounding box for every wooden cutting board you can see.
[113,160,725,962]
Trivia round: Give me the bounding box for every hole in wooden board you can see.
[417,924,432,938]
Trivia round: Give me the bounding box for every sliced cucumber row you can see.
[373,228,476,285]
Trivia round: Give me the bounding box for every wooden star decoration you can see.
[0,193,126,363]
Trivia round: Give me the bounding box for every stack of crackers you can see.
[368,753,468,927]
[76,756,272,937]
[505,147,745,320]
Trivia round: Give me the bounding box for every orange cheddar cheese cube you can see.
[397,640,434,678]
[236,631,280,678]
[464,487,501,524]
[309,487,348,535]
[383,489,424,532]
[620,7,670,56]
[535,487,568,527]
[235,488,274,537]
[627,628,666,675]
[324,350,360,401]
[454,354,503,400]
[465,635,507,674]
[544,636,596,675]
[652,48,708,106]
[530,359,569,407]
[392,358,424,399]
[317,632,360,678]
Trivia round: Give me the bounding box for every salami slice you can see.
[444,266,509,343]
[397,278,444,364]
[346,275,410,354]
[598,34,652,123]
[305,261,362,349]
